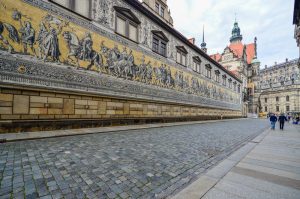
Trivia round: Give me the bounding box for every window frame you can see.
[286,96,289,101]
[50,0,92,20]
[276,106,280,112]
[152,31,169,57]
[233,81,237,91]
[222,75,227,86]
[176,46,188,66]
[228,78,232,88]
[192,56,201,73]
[276,96,279,102]
[155,1,166,17]
[215,70,220,83]
[286,105,290,112]
[205,64,212,79]
[114,6,141,43]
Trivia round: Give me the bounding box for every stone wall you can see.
[0,86,240,133]
[0,0,242,133]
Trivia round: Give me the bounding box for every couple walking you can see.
[269,113,287,130]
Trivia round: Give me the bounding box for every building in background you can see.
[294,0,300,61]
[258,59,300,115]
[210,18,300,117]
[210,20,259,116]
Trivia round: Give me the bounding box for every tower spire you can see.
[230,16,243,43]
[202,25,205,43]
[201,25,207,53]
[235,12,237,23]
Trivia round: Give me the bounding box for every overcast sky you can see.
[150,0,298,68]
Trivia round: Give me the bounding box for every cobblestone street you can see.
[0,119,268,199]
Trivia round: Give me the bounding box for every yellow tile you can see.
[13,95,29,114]
[0,93,13,102]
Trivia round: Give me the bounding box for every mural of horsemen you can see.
[0,3,238,104]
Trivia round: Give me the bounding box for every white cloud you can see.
[163,0,298,67]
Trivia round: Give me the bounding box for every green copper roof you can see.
[251,58,260,64]
[230,21,243,43]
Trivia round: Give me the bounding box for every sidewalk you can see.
[0,118,244,142]
[172,123,300,199]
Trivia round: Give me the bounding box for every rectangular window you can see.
[160,42,166,56]
[286,96,289,101]
[276,106,279,112]
[116,16,126,36]
[74,0,90,17]
[51,0,90,18]
[176,49,187,66]
[265,106,267,112]
[276,97,279,102]
[115,8,139,43]
[228,80,232,88]
[206,68,211,79]
[265,98,267,103]
[193,61,200,73]
[215,74,220,83]
[152,37,159,53]
[176,51,181,63]
[129,23,138,42]
[52,0,70,7]
[160,7,164,17]
[286,106,290,112]
[192,57,201,73]
[152,33,168,57]
[238,85,240,93]
[155,2,160,13]
[182,54,186,66]
[223,77,227,86]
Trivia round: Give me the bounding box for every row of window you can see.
[264,106,290,112]
[52,0,240,92]
[264,96,290,103]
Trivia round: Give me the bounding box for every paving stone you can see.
[0,119,267,198]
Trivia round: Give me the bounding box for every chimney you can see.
[188,38,195,45]
[265,65,267,69]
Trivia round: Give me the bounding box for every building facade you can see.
[0,0,242,133]
[257,59,300,115]
[210,19,300,117]
[294,0,300,59]
[210,20,259,116]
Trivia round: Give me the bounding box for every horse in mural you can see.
[63,31,103,72]
[0,21,20,53]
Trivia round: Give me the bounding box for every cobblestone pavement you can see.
[0,119,268,199]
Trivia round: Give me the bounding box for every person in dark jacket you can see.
[269,113,277,130]
[278,113,287,130]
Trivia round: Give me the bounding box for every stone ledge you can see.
[0,118,246,142]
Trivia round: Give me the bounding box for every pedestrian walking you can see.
[269,113,277,130]
[278,113,287,130]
